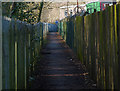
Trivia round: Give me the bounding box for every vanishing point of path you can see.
[30,32,97,90]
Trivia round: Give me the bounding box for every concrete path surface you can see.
[30,32,97,90]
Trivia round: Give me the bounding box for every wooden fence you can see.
[2,17,48,89]
[58,4,120,89]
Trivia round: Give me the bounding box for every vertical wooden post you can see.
[109,6,114,89]
[98,11,104,88]
[0,2,2,91]
[105,7,110,89]
[90,13,96,82]
[14,19,17,90]
[96,11,100,88]
[2,17,11,89]
[25,26,29,88]
[30,25,35,77]
[17,23,25,89]
[24,25,27,89]
[9,19,15,89]
[117,4,120,91]
[112,4,118,89]
[83,16,87,66]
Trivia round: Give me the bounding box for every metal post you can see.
[77,0,78,13]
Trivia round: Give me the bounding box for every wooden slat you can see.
[59,4,120,89]
[0,2,2,91]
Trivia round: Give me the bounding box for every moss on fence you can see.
[2,17,48,89]
[59,4,120,89]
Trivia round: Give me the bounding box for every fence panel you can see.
[59,4,120,89]
[2,17,48,89]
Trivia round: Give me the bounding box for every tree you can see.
[2,2,44,24]
[38,1,44,22]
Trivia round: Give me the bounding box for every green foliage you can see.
[2,2,12,16]
[2,2,43,24]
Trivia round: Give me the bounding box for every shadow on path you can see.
[30,32,97,90]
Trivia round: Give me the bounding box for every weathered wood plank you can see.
[117,4,120,91]
[2,17,11,89]
[9,19,15,89]
[59,4,120,89]
[0,2,2,91]
[2,17,48,89]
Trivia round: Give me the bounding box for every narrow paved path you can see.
[30,32,96,90]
